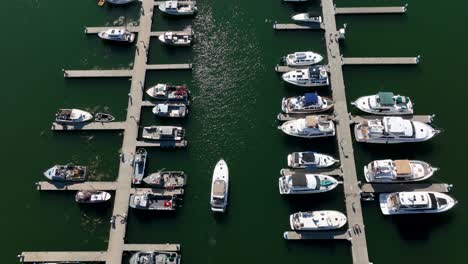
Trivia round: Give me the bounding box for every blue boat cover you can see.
[305,93,318,105]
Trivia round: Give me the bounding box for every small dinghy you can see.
[282,51,323,67]
[129,251,181,264]
[282,65,329,87]
[290,211,347,231]
[132,148,147,184]
[98,28,135,43]
[75,190,111,204]
[152,103,188,118]
[55,109,93,124]
[146,84,190,101]
[292,13,322,24]
[159,1,197,16]
[279,173,340,194]
[43,164,87,182]
[279,115,335,138]
[210,159,229,212]
[351,92,413,115]
[158,32,193,46]
[281,93,333,114]
[143,170,187,188]
[364,159,438,183]
[129,192,178,211]
[142,126,185,141]
[287,151,338,169]
[94,113,115,122]
[380,191,457,215]
[105,0,136,5]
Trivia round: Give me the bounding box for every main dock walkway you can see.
[335,6,407,15]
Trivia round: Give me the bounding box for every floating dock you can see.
[19,251,107,262]
[350,115,434,124]
[342,57,419,65]
[335,6,407,15]
[273,23,324,30]
[277,113,335,122]
[281,168,343,176]
[51,121,126,131]
[122,244,180,252]
[284,230,350,240]
[63,69,133,78]
[150,30,193,37]
[360,183,451,193]
[136,140,188,148]
[85,26,140,34]
[147,64,192,70]
[36,181,117,191]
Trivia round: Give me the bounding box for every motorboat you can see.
[143,170,187,188]
[158,32,193,46]
[281,93,333,114]
[129,251,181,264]
[55,109,93,123]
[290,211,347,230]
[379,191,457,215]
[287,151,338,169]
[94,113,115,122]
[210,159,229,212]
[43,164,87,182]
[354,116,440,143]
[292,13,322,24]
[142,126,185,141]
[279,173,340,194]
[158,1,197,16]
[282,66,329,87]
[98,28,135,43]
[279,115,335,138]
[75,190,111,204]
[132,148,147,184]
[364,159,438,183]
[152,103,188,118]
[105,0,136,5]
[129,192,178,211]
[146,84,189,101]
[351,92,413,115]
[282,51,323,67]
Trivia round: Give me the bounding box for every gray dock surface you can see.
[335,6,407,15]
[64,69,133,78]
[36,181,117,191]
[123,244,180,252]
[284,230,350,240]
[361,183,451,193]
[350,115,434,124]
[136,140,188,148]
[277,113,335,122]
[273,23,324,30]
[19,251,107,262]
[343,57,419,65]
[281,168,343,176]
[51,121,126,131]
[85,26,140,34]
[147,64,192,70]
[150,30,193,37]
[130,188,184,195]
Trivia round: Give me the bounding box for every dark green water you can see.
[3,0,466,263]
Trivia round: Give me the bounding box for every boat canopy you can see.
[213,180,226,198]
[394,160,411,175]
[291,174,307,187]
[301,152,316,162]
[158,104,169,112]
[396,96,410,104]
[378,92,395,106]
[305,93,318,105]
[305,116,318,128]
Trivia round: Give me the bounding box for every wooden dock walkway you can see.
[343,57,419,65]
[273,23,324,30]
[51,121,126,131]
[122,244,180,252]
[281,168,343,176]
[19,251,107,262]
[147,64,192,70]
[350,115,434,124]
[85,26,140,34]
[64,69,133,78]
[136,140,188,148]
[283,230,350,240]
[335,6,407,15]
[361,183,451,193]
[130,188,184,195]
[36,181,117,191]
[150,30,193,37]
[277,113,335,122]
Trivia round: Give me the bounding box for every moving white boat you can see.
[158,32,193,46]
[129,251,181,264]
[292,13,322,24]
[129,193,178,211]
[364,159,438,183]
[279,115,335,138]
[55,109,93,124]
[159,1,197,16]
[132,148,147,184]
[143,170,187,188]
[210,159,229,212]
[287,151,338,169]
[281,93,333,114]
[98,28,135,43]
[354,116,440,143]
[105,0,136,5]
[142,126,185,141]
[75,190,111,204]
[43,164,87,182]
[283,51,323,67]
[279,173,340,194]
[282,66,329,87]
[351,92,413,115]
[379,191,457,215]
[152,103,188,118]
[146,84,189,101]
[290,211,347,230]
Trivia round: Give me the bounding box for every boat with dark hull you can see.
[43,164,88,182]
[143,170,187,189]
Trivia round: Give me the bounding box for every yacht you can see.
[129,193,178,211]
[279,115,335,138]
[279,173,340,194]
[351,92,413,115]
[75,190,111,204]
[43,164,87,182]
[158,32,193,46]
[142,126,185,141]
[290,211,347,230]
[380,191,457,215]
[354,116,440,143]
[282,66,329,87]
[105,0,136,5]
[159,1,197,16]
[143,170,187,188]
[287,151,338,169]
[129,251,181,264]
[281,92,333,114]
[283,51,323,67]
[55,109,93,123]
[98,28,135,43]
[152,103,188,118]
[210,159,229,212]
[292,13,322,24]
[132,148,147,184]
[364,159,438,183]
[146,84,189,101]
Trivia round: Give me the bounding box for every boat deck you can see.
[360,183,451,193]
[51,121,126,131]
[350,115,434,124]
[277,113,335,122]
[136,140,188,148]
[284,230,350,240]
[335,6,407,15]
[281,168,343,176]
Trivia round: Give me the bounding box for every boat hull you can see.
[379,192,457,215]
[351,95,414,115]
[364,160,437,183]
[210,159,229,212]
[289,211,347,230]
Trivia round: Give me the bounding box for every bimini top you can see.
[291,174,308,187]
[394,160,411,175]
[305,93,319,105]
[213,180,226,198]
[378,92,395,106]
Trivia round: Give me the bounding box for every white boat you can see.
[129,251,181,264]
[142,126,185,141]
[210,159,229,212]
[279,115,335,138]
[282,66,329,87]
[279,173,340,194]
[354,116,440,143]
[132,148,147,184]
[379,192,457,215]
[290,211,347,231]
[98,28,135,43]
[55,109,93,123]
[159,1,197,16]
[283,51,323,67]
[364,159,438,183]
[287,152,338,169]
[75,190,111,204]
[43,164,88,182]
[351,92,413,115]
[158,32,193,46]
[145,83,190,101]
[152,103,188,118]
[129,193,178,211]
[292,13,322,24]
[105,0,136,5]
[281,93,333,114]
